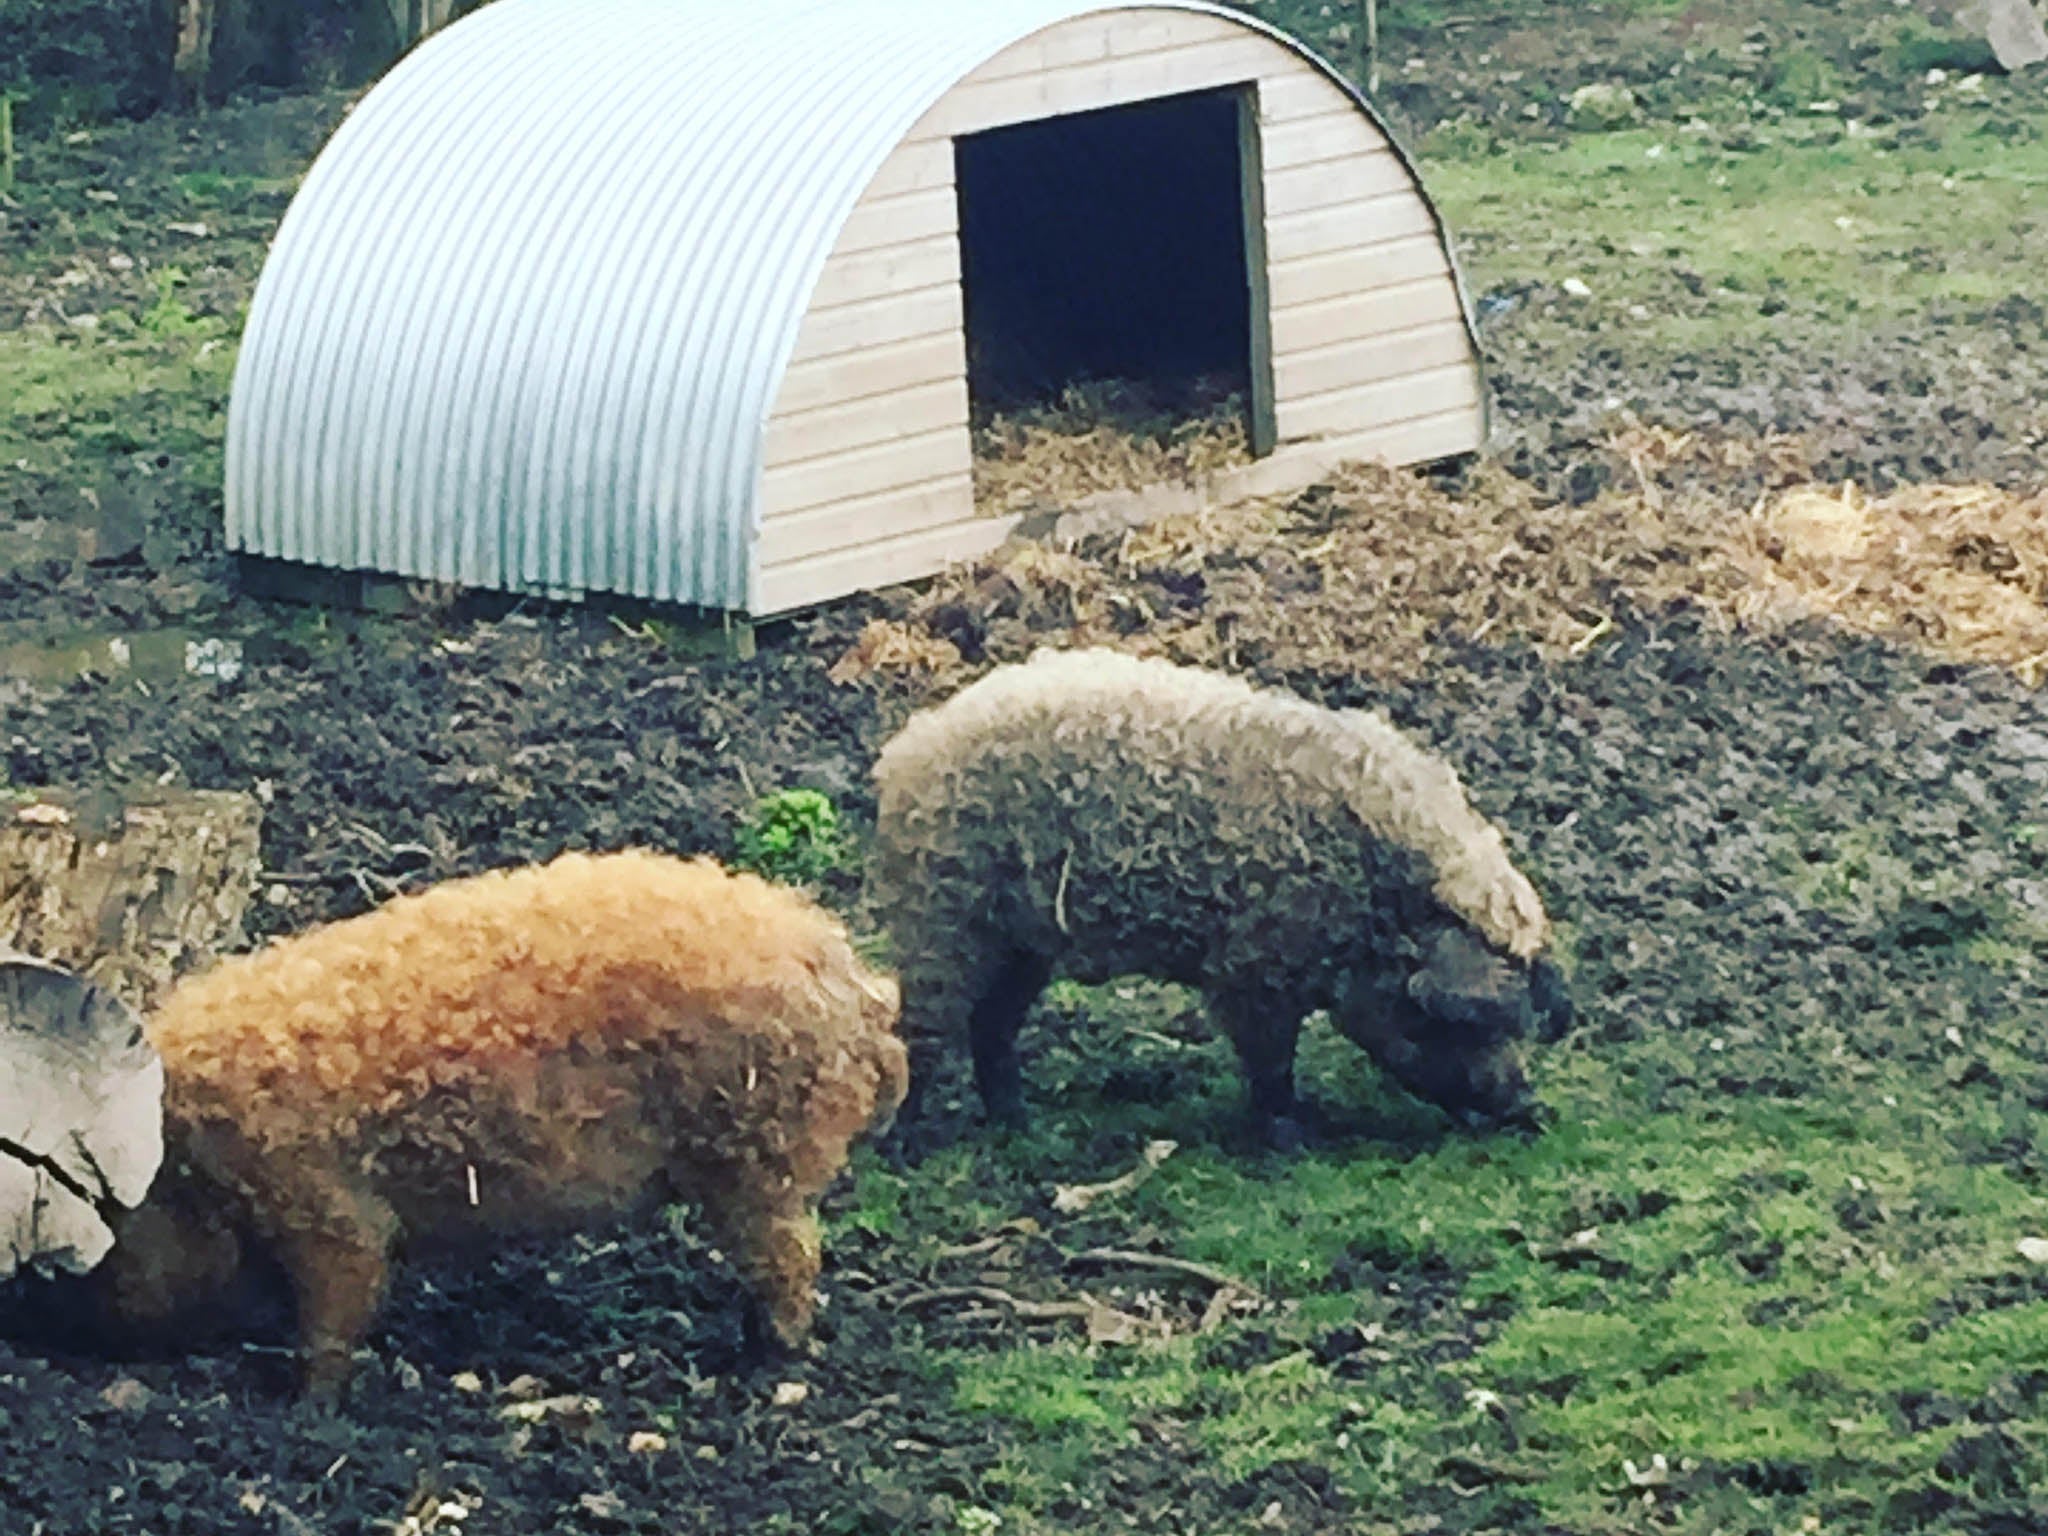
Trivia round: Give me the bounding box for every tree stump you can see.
[0,957,163,1280]
[0,787,261,1280]
[1979,0,2048,70]
[0,786,264,1015]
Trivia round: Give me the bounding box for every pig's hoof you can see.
[877,1120,935,1169]
[983,1101,1029,1135]
[1261,1115,1306,1155]
[1455,1100,1551,1137]
[294,1368,351,1417]
[1502,1099,1555,1136]
[738,1306,808,1372]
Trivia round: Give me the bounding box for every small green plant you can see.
[142,266,200,336]
[1879,14,1998,78]
[606,612,683,646]
[734,788,847,887]
[175,170,250,203]
[831,1163,905,1239]
[1763,47,1841,111]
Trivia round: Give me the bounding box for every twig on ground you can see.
[1249,1348,1313,1379]
[1066,1246,1256,1297]
[1197,1286,1238,1333]
[349,867,407,905]
[894,1285,1095,1323]
[833,1394,901,1432]
[1124,1027,1199,1053]
[1568,614,1615,655]
[1051,1139,1178,1214]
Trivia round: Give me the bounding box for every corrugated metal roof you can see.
[225,0,1480,612]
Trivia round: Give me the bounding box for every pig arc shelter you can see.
[223,0,1488,618]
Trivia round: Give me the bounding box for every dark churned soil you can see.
[6,599,2048,1535]
[5,1,2048,1530]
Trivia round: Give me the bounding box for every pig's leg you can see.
[265,1177,400,1403]
[968,950,1052,1131]
[883,926,1032,1160]
[1212,988,1305,1153]
[702,1179,822,1359]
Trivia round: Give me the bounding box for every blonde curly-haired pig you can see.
[868,648,1570,1152]
[83,849,906,1401]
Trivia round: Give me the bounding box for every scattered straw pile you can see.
[1603,421,1818,494]
[1724,481,2048,684]
[840,460,1742,690]
[971,380,1251,515]
[837,424,2048,695]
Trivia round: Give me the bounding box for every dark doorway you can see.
[954,85,1266,440]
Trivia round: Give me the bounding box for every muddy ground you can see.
[7,608,2048,1535]
[4,0,2048,1532]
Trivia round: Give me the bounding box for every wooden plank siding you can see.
[760,376,970,469]
[831,184,959,257]
[1270,276,1466,354]
[904,35,1278,141]
[1271,320,1476,402]
[1265,149,1415,213]
[961,10,1237,82]
[773,331,965,418]
[751,6,1482,616]
[758,473,978,568]
[754,515,1014,618]
[1265,191,1441,266]
[785,282,962,365]
[1259,108,1386,167]
[1269,235,1459,309]
[761,426,972,518]
[805,233,959,312]
[1279,362,1481,442]
[1255,71,1354,124]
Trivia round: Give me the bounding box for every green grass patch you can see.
[1,318,236,471]
[1423,111,2048,346]
[871,978,2048,1533]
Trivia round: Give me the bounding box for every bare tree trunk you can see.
[172,0,218,107]
[1364,0,1380,95]
[0,787,263,1016]
[387,0,464,50]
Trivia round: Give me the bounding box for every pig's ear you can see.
[1406,925,1498,998]
[1406,928,1532,1041]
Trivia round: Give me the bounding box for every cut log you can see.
[0,955,164,1279]
[0,787,258,1280]
[0,786,263,1015]
[1983,0,2048,70]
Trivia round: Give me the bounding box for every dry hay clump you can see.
[1602,419,1818,493]
[971,379,1252,515]
[835,460,1744,694]
[1727,481,2048,684]
[835,432,2048,696]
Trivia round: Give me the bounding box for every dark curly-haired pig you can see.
[80,849,906,1402]
[868,647,1571,1152]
